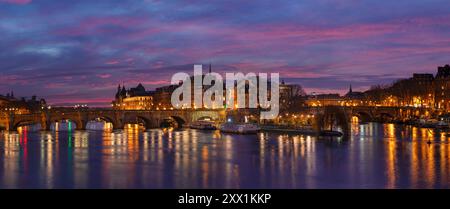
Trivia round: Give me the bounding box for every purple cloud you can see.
[1,0,450,106]
[0,0,31,5]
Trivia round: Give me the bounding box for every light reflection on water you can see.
[0,122,450,189]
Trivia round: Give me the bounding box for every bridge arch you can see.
[315,106,350,136]
[121,115,159,130]
[196,116,214,121]
[136,116,153,129]
[49,118,79,131]
[160,116,186,128]
[89,115,117,128]
[13,120,42,131]
[191,111,220,122]
[85,116,116,131]
[353,111,372,123]
[378,112,395,122]
[0,122,6,131]
[95,115,115,124]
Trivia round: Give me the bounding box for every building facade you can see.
[305,93,342,107]
[112,84,154,110]
[346,64,450,111]
[112,72,305,111]
[435,64,450,110]
[342,85,365,106]
[0,92,47,114]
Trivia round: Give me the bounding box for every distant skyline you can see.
[1,0,450,106]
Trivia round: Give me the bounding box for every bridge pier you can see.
[41,121,50,131]
[75,120,87,130]
[7,121,13,132]
[113,124,124,130]
[144,121,158,129]
[6,113,14,131]
[110,119,125,130]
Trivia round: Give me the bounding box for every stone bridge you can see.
[214,106,436,135]
[303,106,435,136]
[0,106,438,133]
[0,109,226,131]
[343,106,436,122]
[301,105,437,124]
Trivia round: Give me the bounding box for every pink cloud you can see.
[44,83,65,89]
[152,60,165,68]
[0,74,32,86]
[97,74,112,79]
[142,80,170,85]
[122,79,170,86]
[55,16,149,37]
[106,60,120,65]
[0,0,32,5]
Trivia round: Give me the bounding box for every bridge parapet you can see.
[1,109,227,131]
[0,106,442,131]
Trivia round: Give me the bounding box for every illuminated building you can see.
[435,65,450,111]
[343,84,365,106]
[118,96,153,110]
[305,94,341,107]
[0,92,47,114]
[147,65,306,111]
[300,64,450,110]
[152,85,178,110]
[112,84,154,110]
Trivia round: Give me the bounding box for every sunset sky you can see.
[1,0,450,106]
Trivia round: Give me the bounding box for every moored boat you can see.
[416,118,439,128]
[260,125,317,135]
[319,130,343,137]
[435,120,449,129]
[220,123,260,134]
[415,118,449,129]
[190,120,216,130]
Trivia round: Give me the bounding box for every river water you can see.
[0,122,449,189]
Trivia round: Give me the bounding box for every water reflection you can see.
[0,123,450,188]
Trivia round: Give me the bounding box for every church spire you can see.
[209,63,212,73]
[349,84,352,93]
[115,84,121,99]
[120,83,127,97]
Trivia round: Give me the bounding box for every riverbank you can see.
[260,125,318,135]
